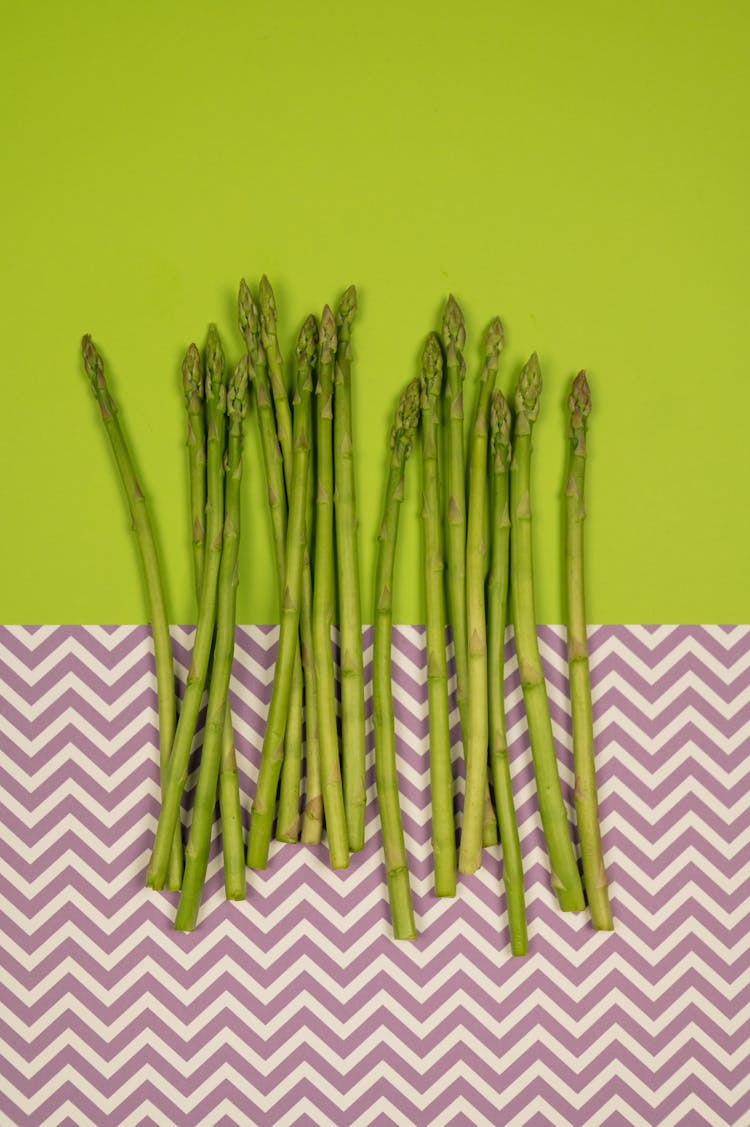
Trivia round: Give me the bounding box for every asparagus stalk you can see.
[374,378,421,939]
[183,344,207,592]
[311,307,349,870]
[458,318,503,873]
[300,436,323,845]
[257,276,311,842]
[441,297,497,848]
[147,324,228,890]
[488,390,528,954]
[334,285,366,852]
[239,281,304,843]
[441,296,469,728]
[247,316,318,868]
[278,319,319,843]
[182,343,244,901]
[420,334,456,896]
[510,353,584,912]
[566,372,613,931]
[175,358,249,930]
[81,336,183,891]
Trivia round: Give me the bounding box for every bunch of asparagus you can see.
[81,277,367,930]
[373,297,612,952]
[81,281,611,948]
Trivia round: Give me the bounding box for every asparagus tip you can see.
[441,294,466,354]
[485,315,505,361]
[569,369,591,419]
[205,323,226,391]
[336,284,358,332]
[420,331,443,400]
[319,304,337,364]
[297,313,319,369]
[238,278,260,347]
[490,388,512,469]
[391,377,421,459]
[515,351,542,422]
[81,334,103,384]
[182,343,203,403]
[258,274,277,326]
[228,355,250,419]
[568,369,591,449]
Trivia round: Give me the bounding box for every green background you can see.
[1,0,748,625]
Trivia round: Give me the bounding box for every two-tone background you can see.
[1,2,749,1124]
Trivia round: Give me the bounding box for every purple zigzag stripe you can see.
[0,625,749,1126]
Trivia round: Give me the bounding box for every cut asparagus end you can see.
[490,388,512,471]
[420,332,444,401]
[514,351,542,422]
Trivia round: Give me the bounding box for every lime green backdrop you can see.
[1,0,748,624]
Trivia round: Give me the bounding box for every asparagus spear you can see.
[247,316,318,868]
[441,297,497,848]
[182,343,244,901]
[300,434,323,845]
[459,318,504,874]
[147,324,228,890]
[334,285,366,852]
[238,280,305,843]
[311,307,349,870]
[510,353,584,912]
[175,358,249,930]
[374,378,421,939]
[278,318,319,843]
[258,276,312,842]
[441,296,469,727]
[81,336,183,890]
[488,389,528,954]
[420,334,456,896]
[566,372,613,931]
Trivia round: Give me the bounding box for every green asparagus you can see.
[441,297,497,848]
[374,378,421,939]
[81,335,183,891]
[175,357,249,929]
[311,306,350,870]
[510,353,584,912]
[420,333,456,896]
[459,318,503,874]
[566,371,613,931]
[247,316,318,868]
[488,389,527,954]
[238,280,305,843]
[147,324,228,890]
[257,276,311,842]
[182,343,244,900]
[334,285,366,852]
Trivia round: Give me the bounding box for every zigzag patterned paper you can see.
[0,624,748,1126]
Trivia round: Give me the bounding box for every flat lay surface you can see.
[1,624,746,1125]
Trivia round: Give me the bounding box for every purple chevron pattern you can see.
[1,623,748,1126]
